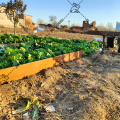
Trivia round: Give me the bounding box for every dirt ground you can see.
[36,31,103,42]
[0,26,103,42]
[0,28,119,119]
[0,48,120,120]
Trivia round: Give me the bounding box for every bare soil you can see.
[0,28,119,119]
[0,48,120,120]
[0,26,103,42]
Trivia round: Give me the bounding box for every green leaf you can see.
[37,51,46,60]
[14,53,22,60]
[12,60,19,66]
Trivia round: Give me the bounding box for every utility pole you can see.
[68,21,70,28]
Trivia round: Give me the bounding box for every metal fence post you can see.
[101,35,105,54]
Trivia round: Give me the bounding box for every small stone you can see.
[23,112,29,119]
[67,107,74,111]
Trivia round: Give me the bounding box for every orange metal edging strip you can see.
[0,50,83,84]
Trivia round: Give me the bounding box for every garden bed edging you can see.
[0,50,83,85]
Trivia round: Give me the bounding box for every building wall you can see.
[83,21,89,31]
[23,14,34,29]
[0,5,32,29]
[39,24,47,29]
[71,26,83,31]
[71,21,97,32]
[0,6,14,28]
[19,19,25,27]
[25,19,34,29]
[24,15,32,23]
[34,23,39,27]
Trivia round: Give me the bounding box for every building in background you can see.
[115,22,120,31]
[39,24,47,29]
[71,21,96,32]
[0,4,36,29]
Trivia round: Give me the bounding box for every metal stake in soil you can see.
[101,35,106,54]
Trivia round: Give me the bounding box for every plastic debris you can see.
[12,95,43,120]
[12,95,39,114]
[44,105,56,112]
[34,30,37,34]
[94,37,103,42]
[12,107,25,114]
[32,101,39,120]
[99,48,102,51]
[23,112,30,119]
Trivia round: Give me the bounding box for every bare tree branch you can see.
[37,19,44,24]
[49,16,57,26]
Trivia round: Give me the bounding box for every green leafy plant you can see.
[0,34,103,69]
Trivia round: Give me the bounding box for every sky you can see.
[1,0,120,28]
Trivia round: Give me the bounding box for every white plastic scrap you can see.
[94,37,103,42]
[23,112,30,119]
[99,48,102,51]
[44,105,56,112]
[94,36,107,42]
[12,107,25,114]
[34,30,37,34]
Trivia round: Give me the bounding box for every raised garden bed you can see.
[0,34,102,84]
[0,50,83,84]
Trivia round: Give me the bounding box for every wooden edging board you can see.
[0,50,83,85]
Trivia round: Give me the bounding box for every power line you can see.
[79,0,84,5]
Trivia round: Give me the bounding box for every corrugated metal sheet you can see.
[116,22,120,31]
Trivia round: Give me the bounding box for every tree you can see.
[49,16,57,25]
[96,23,107,31]
[37,19,44,24]
[5,0,27,35]
[106,22,114,31]
[61,25,69,29]
[97,23,115,31]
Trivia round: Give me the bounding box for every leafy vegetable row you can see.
[0,34,102,69]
